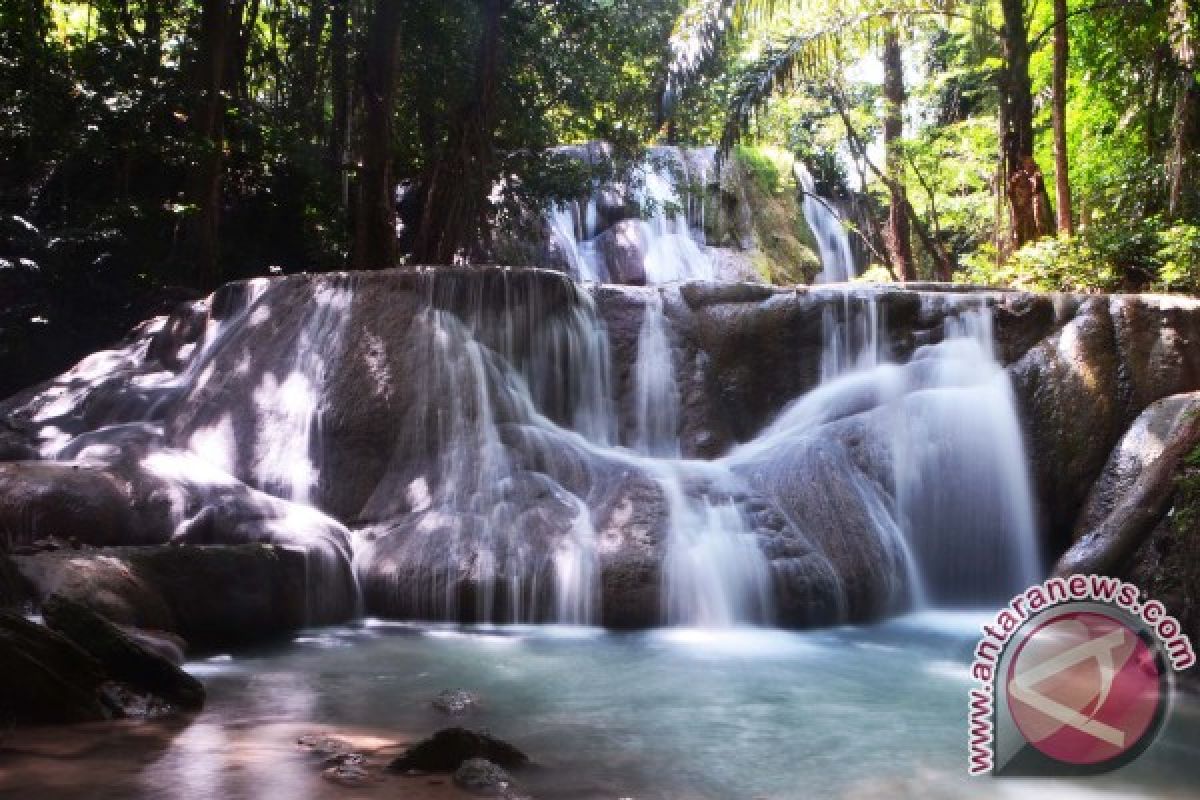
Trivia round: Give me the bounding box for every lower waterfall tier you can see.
[4,268,1200,629]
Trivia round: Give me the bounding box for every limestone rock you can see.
[42,593,205,710]
[0,611,112,724]
[1056,393,1200,577]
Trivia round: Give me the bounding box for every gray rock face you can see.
[595,219,648,286]
[41,593,205,710]
[0,611,111,724]
[1010,300,1122,547]
[15,544,343,649]
[0,462,142,547]
[5,267,1200,633]
[1056,393,1200,577]
[1012,296,1200,550]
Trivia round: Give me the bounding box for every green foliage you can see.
[729,145,822,283]
[960,216,1200,292]
[734,144,788,193]
[1156,221,1200,292]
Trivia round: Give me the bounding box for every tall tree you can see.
[1168,0,1198,219]
[353,0,403,269]
[999,0,1055,248]
[412,0,514,264]
[185,0,238,289]
[882,28,915,280]
[1052,0,1074,234]
[328,0,351,210]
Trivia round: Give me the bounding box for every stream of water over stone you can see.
[4,157,1045,631]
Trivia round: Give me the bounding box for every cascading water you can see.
[628,292,774,627]
[546,147,717,285]
[253,281,353,504]
[632,294,681,458]
[12,257,1043,630]
[728,289,1042,610]
[796,163,859,283]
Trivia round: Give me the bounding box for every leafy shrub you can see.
[960,216,1200,294]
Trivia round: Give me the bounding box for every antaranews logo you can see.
[967,575,1195,777]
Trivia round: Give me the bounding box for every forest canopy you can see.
[1,0,1198,304]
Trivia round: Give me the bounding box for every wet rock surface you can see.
[3,269,1200,633]
[41,593,205,710]
[389,727,530,773]
[13,544,340,649]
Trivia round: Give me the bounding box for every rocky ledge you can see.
[0,269,1198,640]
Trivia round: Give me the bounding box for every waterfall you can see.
[632,294,682,458]
[637,148,716,284]
[19,260,1047,630]
[659,470,774,628]
[629,290,774,628]
[354,271,613,624]
[796,164,859,283]
[253,279,354,503]
[544,147,717,286]
[730,289,1042,610]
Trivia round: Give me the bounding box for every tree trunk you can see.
[1168,0,1199,219]
[298,0,329,131]
[353,0,402,270]
[832,90,954,282]
[882,29,914,281]
[185,0,235,289]
[1052,0,1074,235]
[412,0,513,265]
[999,0,1055,249]
[328,0,350,208]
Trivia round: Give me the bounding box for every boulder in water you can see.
[0,611,113,724]
[388,728,529,773]
[454,758,518,797]
[41,593,205,710]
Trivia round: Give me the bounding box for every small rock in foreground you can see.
[388,727,529,773]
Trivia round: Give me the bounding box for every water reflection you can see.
[1,615,1197,799]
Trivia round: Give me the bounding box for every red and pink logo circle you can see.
[1006,611,1165,767]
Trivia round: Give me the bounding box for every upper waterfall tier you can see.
[530,143,826,287]
[5,268,1200,629]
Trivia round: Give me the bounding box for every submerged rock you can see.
[454,758,517,797]
[42,593,205,710]
[388,728,529,773]
[433,689,480,715]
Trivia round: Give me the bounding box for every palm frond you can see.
[717,2,968,152]
[661,0,783,117]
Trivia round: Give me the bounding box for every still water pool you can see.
[2,613,1197,799]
